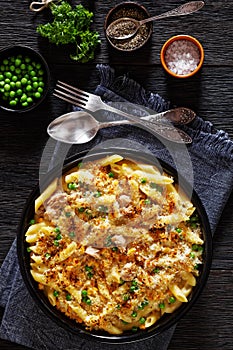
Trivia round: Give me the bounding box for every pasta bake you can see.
[25,154,204,334]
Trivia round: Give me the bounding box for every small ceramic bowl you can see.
[104,2,153,52]
[160,35,204,78]
[0,45,50,112]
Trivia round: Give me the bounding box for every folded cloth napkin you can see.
[1,64,233,350]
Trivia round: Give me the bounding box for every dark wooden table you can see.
[0,0,233,349]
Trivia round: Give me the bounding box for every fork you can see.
[53,80,193,144]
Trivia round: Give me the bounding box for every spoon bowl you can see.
[47,111,99,144]
[47,108,196,144]
[106,1,204,40]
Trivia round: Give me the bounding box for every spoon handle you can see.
[99,109,193,144]
[139,1,205,25]
[141,107,196,125]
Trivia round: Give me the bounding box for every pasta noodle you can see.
[25,154,204,334]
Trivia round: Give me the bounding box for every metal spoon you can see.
[47,108,195,144]
[106,1,204,40]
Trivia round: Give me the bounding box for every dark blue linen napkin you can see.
[1,64,233,350]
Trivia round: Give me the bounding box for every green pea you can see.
[9,91,15,98]
[34,92,41,99]
[33,82,38,89]
[53,290,59,297]
[4,84,10,91]
[20,94,27,102]
[10,81,15,88]
[66,294,72,301]
[4,78,10,84]
[38,81,44,87]
[26,85,32,92]
[30,70,36,77]
[0,81,4,87]
[16,89,23,96]
[15,68,21,75]
[20,63,26,70]
[139,317,146,324]
[27,97,33,103]
[3,59,9,65]
[25,57,31,63]
[9,100,17,106]
[38,87,43,93]
[15,58,21,66]
[0,65,5,71]
[10,65,15,72]
[21,77,27,85]
[5,71,12,79]
[0,74,4,80]
[15,81,21,88]
[36,63,42,69]
[21,101,28,107]
[32,76,38,81]
[4,92,10,97]
[38,69,44,76]
[169,296,176,304]
[159,302,165,309]
[12,75,18,82]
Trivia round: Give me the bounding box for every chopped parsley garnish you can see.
[108,172,114,178]
[78,207,85,213]
[94,191,102,198]
[149,182,163,192]
[29,219,35,225]
[153,268,160,274]
[53,290,59,297]
[98,205,108,213]
[141,178,147,183]
[123,293,130,301]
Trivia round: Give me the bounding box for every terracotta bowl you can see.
[160,35,204,78]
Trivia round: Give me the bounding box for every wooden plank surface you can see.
[0,0,233,349]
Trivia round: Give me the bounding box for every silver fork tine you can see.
[57,80,89,99]
[56,84,88,102]
[54,88,87,105]
[53,92,86,108]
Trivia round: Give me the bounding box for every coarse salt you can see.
[165,39,200,76]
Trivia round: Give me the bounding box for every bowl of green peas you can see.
[0,45,50,112]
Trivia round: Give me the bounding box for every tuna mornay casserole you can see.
[25,154,204,334]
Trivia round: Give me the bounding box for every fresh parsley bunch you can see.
[37,1,100,63]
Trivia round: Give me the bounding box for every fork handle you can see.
[99,104,192,144]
